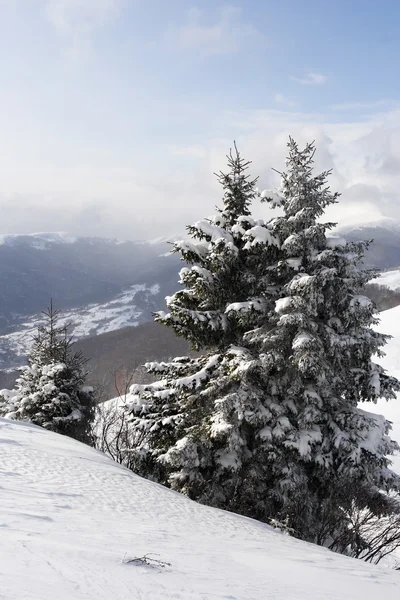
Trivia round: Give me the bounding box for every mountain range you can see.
[337,218,400,270]
[0,232,180,332]
[1,221,400,396]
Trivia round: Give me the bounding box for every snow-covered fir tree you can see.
[124,139,400,550]
[156,142,280,350]
[0,302,95,445]
[244,138,400,543]
[123,144,282,482]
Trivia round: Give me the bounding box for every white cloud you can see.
[168,145,207,159]
[46,0,121,33]
[274,93,296,108]
[166,6,264,56]
[2,82,400,240]
[291,72,327,85]
[45,0,123,64]
[331,100,396,112]
[230,108,400,228]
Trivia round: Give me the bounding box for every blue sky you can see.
[1,0,400,239]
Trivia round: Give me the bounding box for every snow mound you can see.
[1,418,400,599]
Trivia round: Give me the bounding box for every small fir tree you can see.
[0,301,95,445]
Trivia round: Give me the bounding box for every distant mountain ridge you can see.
[0,232,180,331]
[2,221,400,389]
[336,218,400,270]
[0,232,182,369]
[0,283,162,369]
[0,231,78,248]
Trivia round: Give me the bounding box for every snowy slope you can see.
[1,418,400,600]
[0,283,160,368]
[365,305,400,474]
[371,269,400,291]
[0,231,179,335]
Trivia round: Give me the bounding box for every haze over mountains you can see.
[0,232,179,360]
[338,219,400,270]
[0,232,180,330]
[2,220,400,396]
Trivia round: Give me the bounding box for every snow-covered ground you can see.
[1,418,400,600]
[0,283,160,368]
[365,304,400,474]
[371,269,400,291]
[2,308,400,599]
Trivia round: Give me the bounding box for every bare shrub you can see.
[94,365,152,470]
[328,492,400,566]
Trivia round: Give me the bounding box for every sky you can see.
[1,0,400,240]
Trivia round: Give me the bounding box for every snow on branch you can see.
[243,225,280,249]
[192,220,234,244]
[174,354,221,390]
[259,189,285,207]
[275,297,294,313]
[225,298,267,314]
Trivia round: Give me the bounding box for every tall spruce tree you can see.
[125,139,400,550]
[0,302,95,445]
[156,142,280,349]
[124,144,281,483]
[245,138,400,542]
